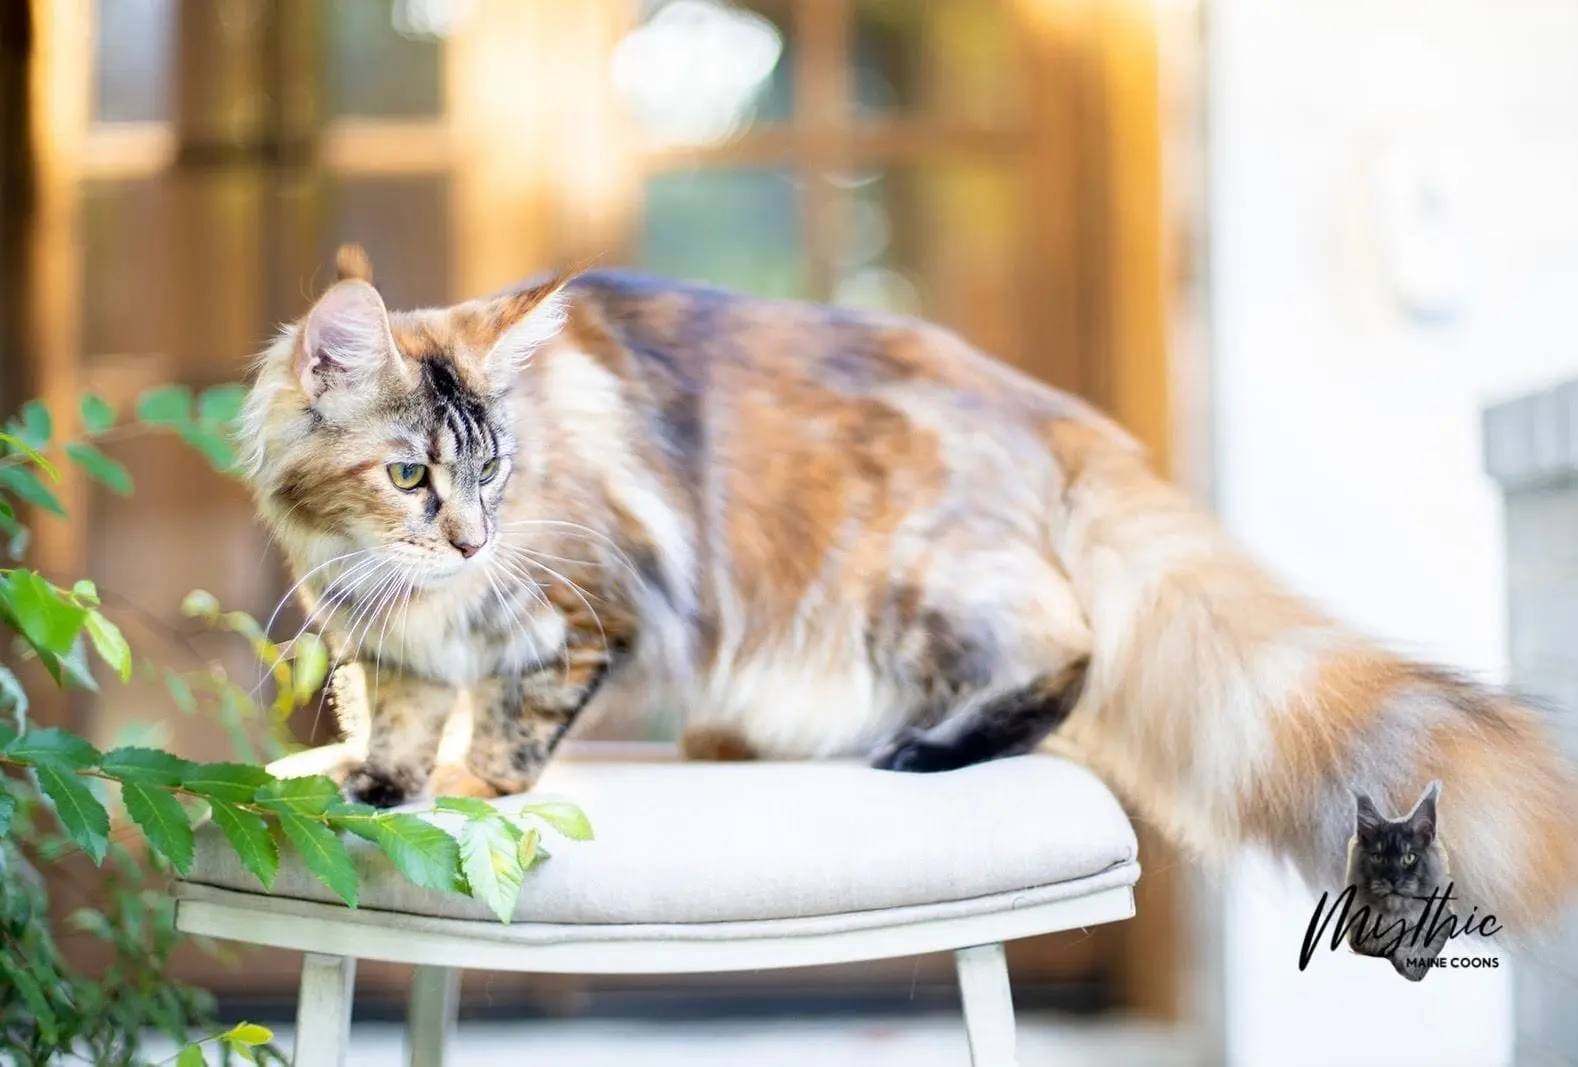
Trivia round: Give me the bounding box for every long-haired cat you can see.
[1345,782,1454,980]
[241,247,1578,934]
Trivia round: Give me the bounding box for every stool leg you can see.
[956,943,1018,1067]
[293,953,356,1067]
[406,965,461,1067]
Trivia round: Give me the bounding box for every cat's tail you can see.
[1045,422,1578,933]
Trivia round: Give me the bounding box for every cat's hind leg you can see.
[466,652,611,794]
[870,663,1086,773]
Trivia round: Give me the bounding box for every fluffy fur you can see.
[243,249,1578,933]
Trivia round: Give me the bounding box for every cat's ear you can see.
[1354,793,1387,834]
[294,279,401,401]
[481,274,573,379]
[1406,780,1441,844]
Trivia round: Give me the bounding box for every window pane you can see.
[613,0,793,150]
[835,161,1027,364]
[94,0,175,123]
[319,177,452,310]
[322,0,444,119]
[852,0,1023,125]
[636,169,807,299]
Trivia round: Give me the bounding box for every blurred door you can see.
[25,0,1177,1021]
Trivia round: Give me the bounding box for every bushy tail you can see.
[1046,424,1578,933]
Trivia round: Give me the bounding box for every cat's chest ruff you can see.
[350,583,569,685]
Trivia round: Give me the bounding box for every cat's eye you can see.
[387,462,428,491]
[480,457,502,484]
[1403,852,1417,866]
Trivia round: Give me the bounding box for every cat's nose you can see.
[451,538,483,559]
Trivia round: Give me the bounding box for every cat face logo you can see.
[1298,780,1503,980]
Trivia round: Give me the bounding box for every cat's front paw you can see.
[342,765,417,809]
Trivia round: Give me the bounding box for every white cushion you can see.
[182,756,1139,927]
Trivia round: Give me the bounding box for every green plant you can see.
[0,389,590,1064]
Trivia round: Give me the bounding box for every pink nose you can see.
[451,538,482,559]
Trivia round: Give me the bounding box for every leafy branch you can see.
[0,728,588,922]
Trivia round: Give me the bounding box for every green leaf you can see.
[180,589,221,619]
[36,639,100,691]
[253,774,342,815]
[181,762,272,803]
[522,800,594,841]
[290,633,329,704]
[0,463,65,515]
[3,725,101,769]
[330,806,459,894]
[100,746,193,787]
[176,1044,206,1067]
[19,399,52,447]
[3,569,88,655]
[433,796,500,820]
[277,812,358,907]
[179,426,239,471]
[0,951,59,1042]
[0,785,14,836]
[0,663,27,724]
[222,1021,274,1047]
[198,383,249,425]
[80,393,118,434]
[208,800,279,889]
[66,441,134,494]
[458,816,524,923]
[33,763,110,862]
[85,609,133,681]
[0,506,30,559]
[122,781,195,875]
[71,577,99,602]
[165,671,197,714]
[518,824,542,871]
[0,428,56,476]
[137,384,194,427]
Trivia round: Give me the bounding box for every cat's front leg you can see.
[341,669,459,808]
[467,649,611,795]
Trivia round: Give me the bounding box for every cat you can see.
[1345,782,1454,981]
[240,245,1578,933]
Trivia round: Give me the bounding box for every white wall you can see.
[1206,1,1578,1065]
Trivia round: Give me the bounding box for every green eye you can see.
[387,462,428,491]
[480,457,502,484]
[1403,852,1416,866]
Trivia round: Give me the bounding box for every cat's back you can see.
[560,269,1119,438]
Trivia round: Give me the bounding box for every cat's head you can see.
[241,246,572,584]
[1353,781,1443,898]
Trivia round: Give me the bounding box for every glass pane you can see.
[852,0,1024,125]
[82,179,173,355]
[613,0,793,150]
[320,177,452,310]
[94,0,175,123]
[835,161,1027,363]
[322,0,444,119]
[635,169,806,299]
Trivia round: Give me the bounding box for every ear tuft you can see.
[335,244,374,284]
[483,272,575,377]
[1407,780,1441,842]
[1354,793,1387,834]
[293,280,396,399]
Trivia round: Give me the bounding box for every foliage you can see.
[0,389,591,1063]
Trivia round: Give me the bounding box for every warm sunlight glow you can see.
[610,0,784,148]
